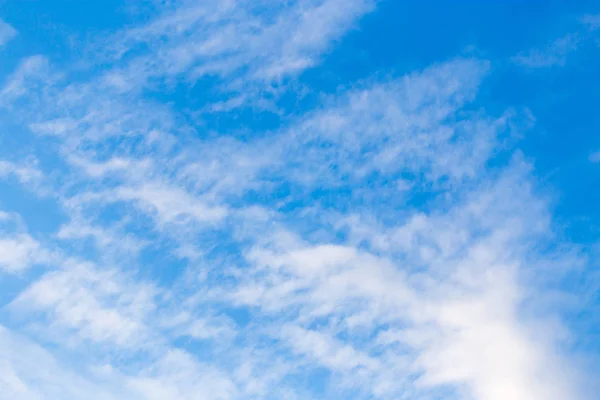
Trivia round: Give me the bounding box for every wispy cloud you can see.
[0,210,56,274]
[582,14,600,31]
[224,159,581,399]
[2,51,591,399]
[0,19,16,48]
[0,234,45,273]
[512,34,580,68]
[0,160,43,185]
[126,350,237,400]
[0,2,596,400]
[97,0,375,109]
[0,325,137,400]
[0,56,53,104]
[513,13,600,69]
[10,260,156,348]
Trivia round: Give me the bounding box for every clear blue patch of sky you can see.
[0,0,127,59]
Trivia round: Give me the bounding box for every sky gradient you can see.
[0,1,599,399]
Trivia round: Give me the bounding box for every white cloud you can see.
[159,311,237,342]
[582,14,600,31]
[97,0,375,107]
[3,52,588,399]
[0,212,54,274]
[513,14,600,69]
[0,56,52,103]
[589,151,600,163]
[0,160,44,187]
[10,260,157,348]
[115,183,228,225]
[56,217,147,258]
[281,325,380,372]
[0,325,240,400]
[22,54,586,398]
[0,19,17,48]
[126,350,237,400]
[512,34,580,68]
[277,58,499,185]
[222,158,584,399]
[411,293,575,400]
[0,3,594,399]
[0,234,46,273]
[66,155,151,178]
[0,325,137,400]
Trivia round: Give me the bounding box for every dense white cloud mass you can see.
[0,1,596,400]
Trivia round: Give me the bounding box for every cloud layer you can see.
[0,2,597,400]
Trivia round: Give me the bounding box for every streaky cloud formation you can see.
[512,12,600,69]
[512,34,581,68]
[0,1,598,400]
[99,0,376,109]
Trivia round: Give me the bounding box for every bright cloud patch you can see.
[0,2,598,400]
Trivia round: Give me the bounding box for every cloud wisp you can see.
[0,19,16,48]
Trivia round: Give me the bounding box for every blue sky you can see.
[0,1,599,399]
